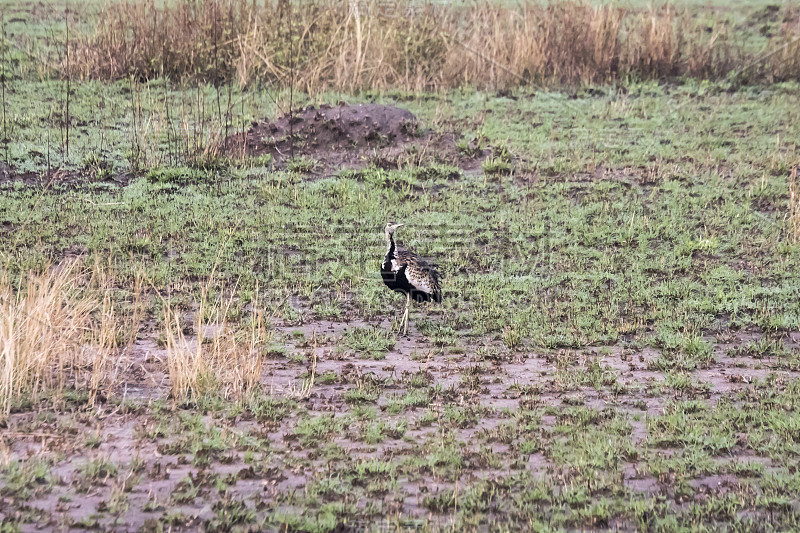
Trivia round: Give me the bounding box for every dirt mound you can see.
[223,103,486,175]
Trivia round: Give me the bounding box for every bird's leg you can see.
[395,293,407,334]
[396,305,404,335]
[402,292,411,336]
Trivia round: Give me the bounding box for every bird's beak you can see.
[395,224,404,228]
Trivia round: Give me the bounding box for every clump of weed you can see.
[2,459,51,499]
[456,135,488,158]
[206,499,258,532]
[286,156,317,174]
[728,337,789,359]
[159,283,271,404]
[146,166,208,185]
[650,330,714,371]
[342,327,395,360]
[344,380,382,404]
[361,420,407,444]
[248,394,295,423]
[502,324,524,349]
[292,415,344,446]
[250,153,273,168]
[482,156,512,176]
[482,143,514,176]
[79,458,118,481]
[82,151,114,181]
[412,164,460,181]
[385,388,431,415]
[0,261,136,419]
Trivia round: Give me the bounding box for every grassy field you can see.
[2,0,800,532]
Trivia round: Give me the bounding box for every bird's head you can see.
[384,222,404,236]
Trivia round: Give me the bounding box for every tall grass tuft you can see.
[66,0,800,90]
[161,285,268,404]
[0,262,134,419]
[789,166,800,243]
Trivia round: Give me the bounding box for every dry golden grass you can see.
[67,0,800,90]
[789,166,800,243]
[0,256,266,416]
[160,284,268,404]
[0,261,139,419]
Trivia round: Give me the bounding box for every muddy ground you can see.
[2,90,800,530]
[3,311,800,531]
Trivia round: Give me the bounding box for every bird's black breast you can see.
[381,254,409,293]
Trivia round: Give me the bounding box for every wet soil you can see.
[3,319,799,531]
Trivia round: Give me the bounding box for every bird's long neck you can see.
[385,231,395,258]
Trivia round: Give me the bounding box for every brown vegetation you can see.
[0,262,138,419]
[789,166,800,243]
[0,259,268,418]
[67,0,800,90]
[160,285,269,404]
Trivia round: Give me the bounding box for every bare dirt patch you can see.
[222,103,487,176]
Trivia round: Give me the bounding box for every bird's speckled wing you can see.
[396,248,442,302]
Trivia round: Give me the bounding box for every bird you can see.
[381,222,442,335]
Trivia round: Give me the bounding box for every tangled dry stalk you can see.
[0,261,140,419]
[0,256,271,418]
[67,0,800,90]
[789,166,800,243]
[160,283,269,404]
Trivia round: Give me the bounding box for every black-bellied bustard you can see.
[380,222,442,335]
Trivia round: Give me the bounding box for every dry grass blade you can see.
[788,166,800,243]
[0,261,131,420]
[65,0,800,90]
[160,283,269,404]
